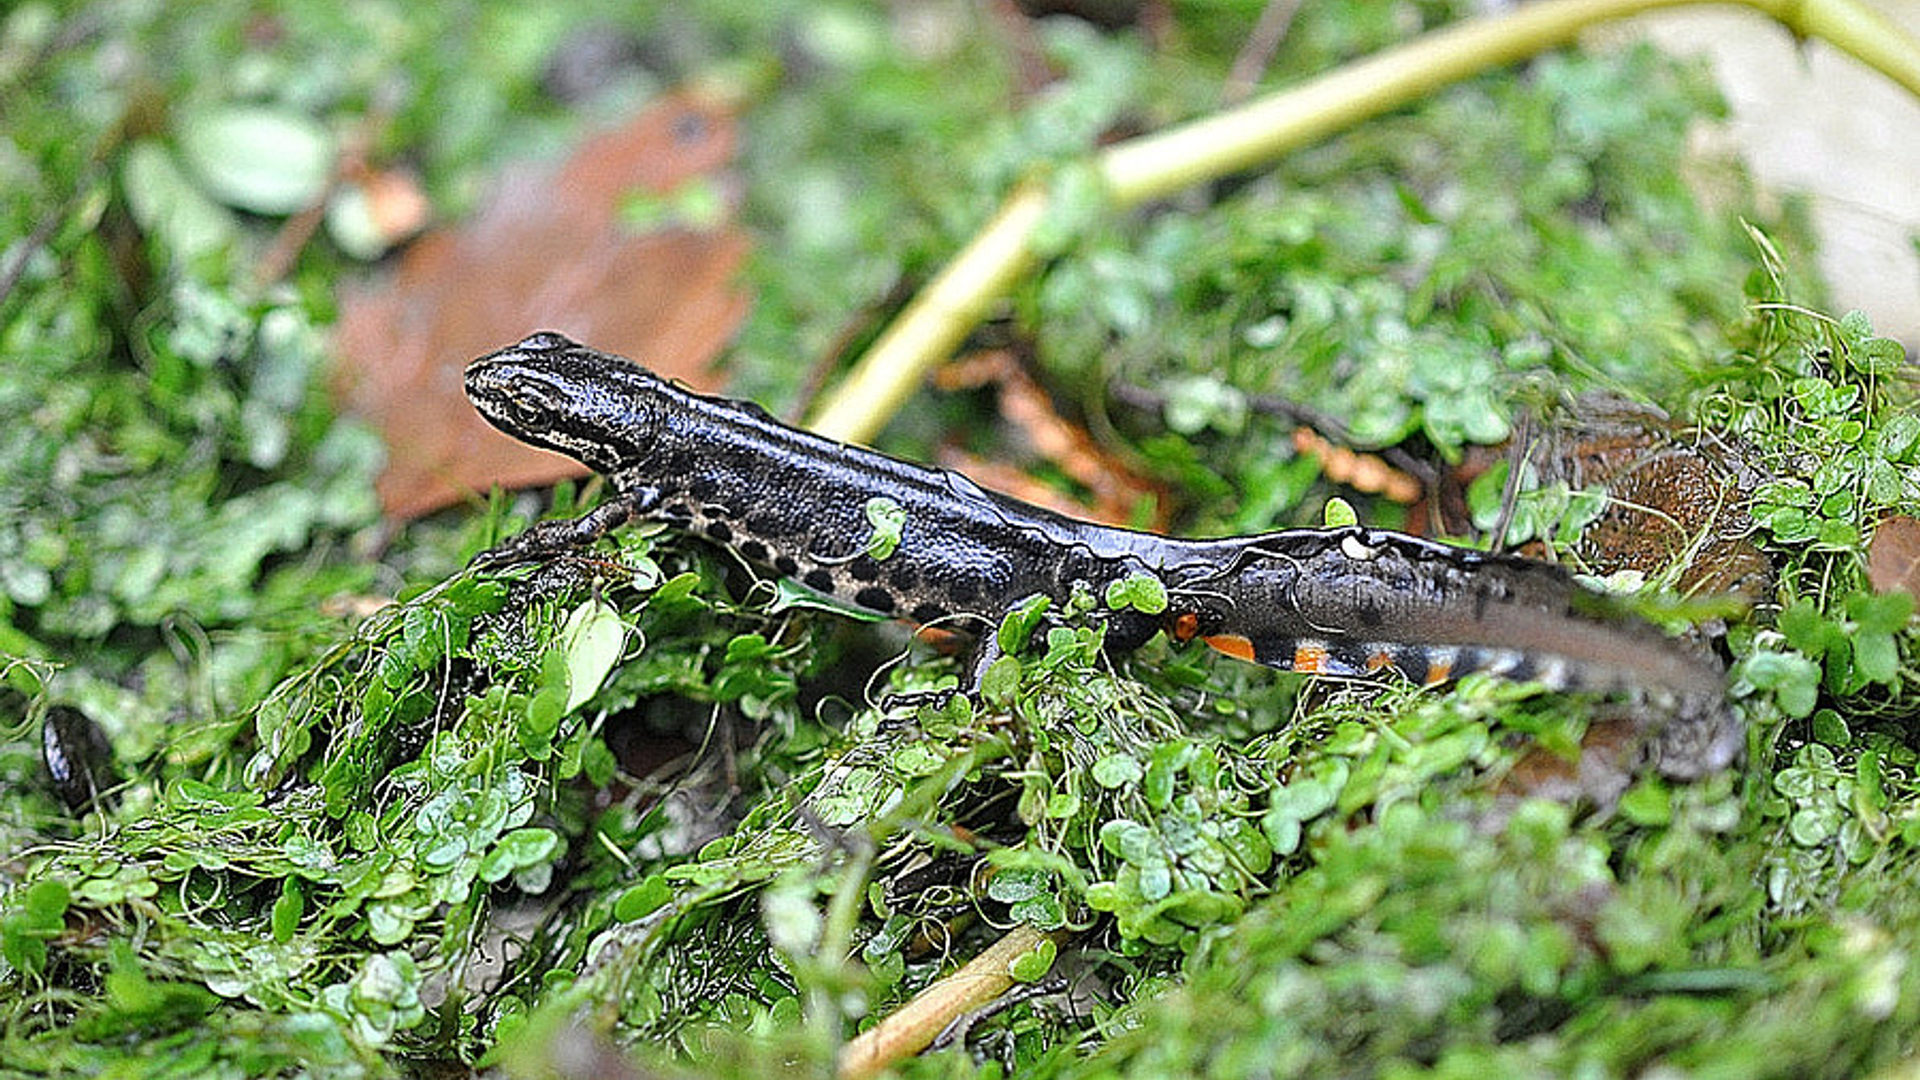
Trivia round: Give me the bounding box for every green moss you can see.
[2,2,1916,1077]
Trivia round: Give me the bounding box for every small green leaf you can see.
[769,578,887,620]
[1759,506,1817,544]
[580,736,618,787]
[1046,790,1081,819]
[1775,672,1819,719]
[366,901,416,946]
[1877,412,1920,459]
[1,880,70,977]
[1815,517,1859,550]
[997,595,1052,657]
[1084,881,1122,912]
[889,741,946,778]
[1810,708,1851,746]
[1104,572,1168,615]
[177,105,336,214]
[559,598,627,714]
[1323,497,1359,529]
[1010,891,1067,929]
[1618,779,1671,827]
[986,868,1047,903]
[1099,819,1161,867]
[1144,743,1190,810]
[1091,753,1143,788]
[480,828,560,884]
[521,688,565,756]
[1753,480,1812,509]
[1851,632,1898,685]
[1788,805,1838,847]
[861,497,908,561]
[1263,814,1302,856]
[1778,600,1834,656]
[980,654,1022,708]
[1854,750,1887,817]
[1850,591,1915,635]
[271,880,304,943]
[615,875,673,923]
[648,571,706,610]
[21,880,72,926]
[1856,334,1906,375]
[1863,460,1902,504]
[122,141,237,263]
[1224,819,1273,876]
[97,940,217,1027]
[1268,776,1339,824]
[418,833,467,871]
[1008,936,1058,983]
[1740,650,1821,718]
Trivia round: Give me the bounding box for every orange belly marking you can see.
[1202,633,1258,662]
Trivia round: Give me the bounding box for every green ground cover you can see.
[2,2,1916,1076]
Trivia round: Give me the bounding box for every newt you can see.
[464,332,1740,776]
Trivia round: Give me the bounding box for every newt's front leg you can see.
[472,487,660,567]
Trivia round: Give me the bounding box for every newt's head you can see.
[465,331,667,475]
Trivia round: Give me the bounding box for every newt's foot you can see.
[1646,694,1745,779]
[470,498,646,568]
[471,520,589,567]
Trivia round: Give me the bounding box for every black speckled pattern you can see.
[464,333,1731,719]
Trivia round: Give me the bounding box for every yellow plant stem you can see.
[836,924,1067,1080]
[806,0,1920,444]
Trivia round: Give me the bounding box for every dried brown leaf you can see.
[1867,514,1920,596]
[936,349,1164,528]
[335,91,750,518]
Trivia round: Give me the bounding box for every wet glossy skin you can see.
[464,332,1728,713]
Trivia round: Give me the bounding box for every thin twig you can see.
[0,197,66,311]
[836,924,1068,1080]
[1224,0,1303,106]
[1489,411,1536,554]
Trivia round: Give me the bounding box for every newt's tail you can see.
[1161,527,1741,777]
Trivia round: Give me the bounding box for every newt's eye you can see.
[505,395,549,430]
[498,375,564,428]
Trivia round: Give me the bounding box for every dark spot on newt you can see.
[1356,597,1384,628]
